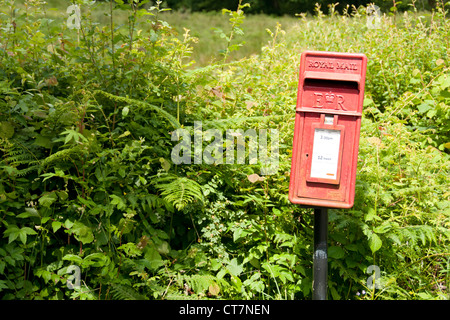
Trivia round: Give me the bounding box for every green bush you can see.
[0,0,448,300]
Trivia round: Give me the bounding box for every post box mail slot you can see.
[289,51,367,209]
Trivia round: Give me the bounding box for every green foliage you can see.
[0,0,449,301]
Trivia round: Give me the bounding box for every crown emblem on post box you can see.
[325,93,335,103]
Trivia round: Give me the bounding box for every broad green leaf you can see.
[155,241,170,255]
[110,194,126,210]
[39,192,58,208]
[34,134,53,149]
[138,176,147,186]
[62,254,83,265]
[122,106,129,117]
[159,158,171,172]
[21,227,37,235]
[19,230,27,244]
[64,219,74,229]
[369,233,382,254]
[230,275,242,291]
[52,221,63,233]
[57,190,69,201]
[4,226,20,244]
[328,246,345,259]
[417,102,431,114]
[0,121,14,139]
[233,228,250,242]
[227,258,243,277]
[364,208,380,222]
[426,109,436,118]
[143,247,164,271]
[71,221,94,244]
[84,253,108,267]
[17,208,40,219]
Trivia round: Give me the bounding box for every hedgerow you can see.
[0,1,448,300]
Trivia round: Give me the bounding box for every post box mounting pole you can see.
[313,207,328,300]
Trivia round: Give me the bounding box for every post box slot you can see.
[303,71,361,88]
[303,78,359,91]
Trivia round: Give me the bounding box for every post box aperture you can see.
[289,51,367,209]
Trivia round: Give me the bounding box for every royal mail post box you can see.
[289,51,367,208]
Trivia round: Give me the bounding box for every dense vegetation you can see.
[0,0,449,300]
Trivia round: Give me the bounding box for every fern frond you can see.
[110,284,147,300]
[392,225,437,247]
[176,274,227,298]
[15,162,41,177]
[0,138,41,176]
[93,90,181,129]
[151,173,204,210]
[41,146,81,167]
[183,274,217,294]
[165,293,200,300]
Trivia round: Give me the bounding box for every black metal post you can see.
[313,207,328,300]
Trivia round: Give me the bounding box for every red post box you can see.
[289,51,367,209]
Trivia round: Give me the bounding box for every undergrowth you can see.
[0,0,449,300]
